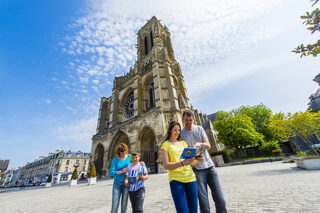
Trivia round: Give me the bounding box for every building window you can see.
[83,166,85,171]
[149,83,155,107]
[65,167,68,172]
[144,36,148,55]
[84,160,86,164]
[124,92,134,118]
[66,160,69,165]
[76,160,79,164]
[55,168,58,173]
[150,31,154,48]
[60,175,68,181]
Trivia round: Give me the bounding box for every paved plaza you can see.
[1,161,320,213]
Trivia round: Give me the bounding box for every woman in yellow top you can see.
[160,120,203,213]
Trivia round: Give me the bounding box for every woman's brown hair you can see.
[115,143,129,158]
[164,120,182,142]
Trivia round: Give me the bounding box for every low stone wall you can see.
[224,157,285,167]
[211,155,225,167]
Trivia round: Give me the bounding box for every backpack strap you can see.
[128,154,133,164]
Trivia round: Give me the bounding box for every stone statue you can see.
[308,73,320,112]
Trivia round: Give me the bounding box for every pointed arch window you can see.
[144,36,148,55]
[149,82,155,107]
[150,31,154,48]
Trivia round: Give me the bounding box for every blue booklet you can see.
[180,146,206,159]
[128,176,137,184]
[128,172,142,184]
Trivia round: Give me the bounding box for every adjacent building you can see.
[308,73,320,112]
[1,169,14,186]
[1,167,22,187]
[54,150,90,183]
[21,150,90,184]
[0,159,10,186]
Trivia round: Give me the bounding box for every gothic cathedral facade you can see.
[90,17,223,177]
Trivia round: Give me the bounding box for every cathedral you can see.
[90,16,224,177]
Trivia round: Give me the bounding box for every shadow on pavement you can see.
[253,165,320,176]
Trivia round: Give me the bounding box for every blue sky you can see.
[1,0,319,169]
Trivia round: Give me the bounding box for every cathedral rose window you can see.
[124,92,134,118]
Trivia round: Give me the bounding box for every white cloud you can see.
[79,76,89,84]
[55,116,97,146]
[186,51,292,97]
[88,69,98,75]
[61,0,287,100]
[59,0,318,117]
[61,80,68,85]
[92,79,99,84]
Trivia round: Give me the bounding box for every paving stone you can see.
[0,162,319,212]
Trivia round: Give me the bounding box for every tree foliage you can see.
[260,140,281,156]
[71,168,78,180]
[269,110,320,156]
[88,164,96,178]
[293,0,320,57]
[214,112,264,152]
[233,104,273,141]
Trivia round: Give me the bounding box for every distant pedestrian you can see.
[160,120,203,213]
[181,110,227,213]
[124,152,149,213]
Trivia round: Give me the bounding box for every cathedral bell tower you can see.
[136,16,191,117]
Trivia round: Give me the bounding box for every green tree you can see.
[71,168,78,180]
[293,0,320,57]
[259,140,281,156]
[88,164,96,178]
[46,174,52,183]
[214,112,264,157]
[269,110,320,157]
[234,104,273,141]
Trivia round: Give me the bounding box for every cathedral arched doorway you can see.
[107,131,130,169]
[94,144,104,179]
[139,127,158,174]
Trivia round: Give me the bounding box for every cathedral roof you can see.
[207,112,219,123]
